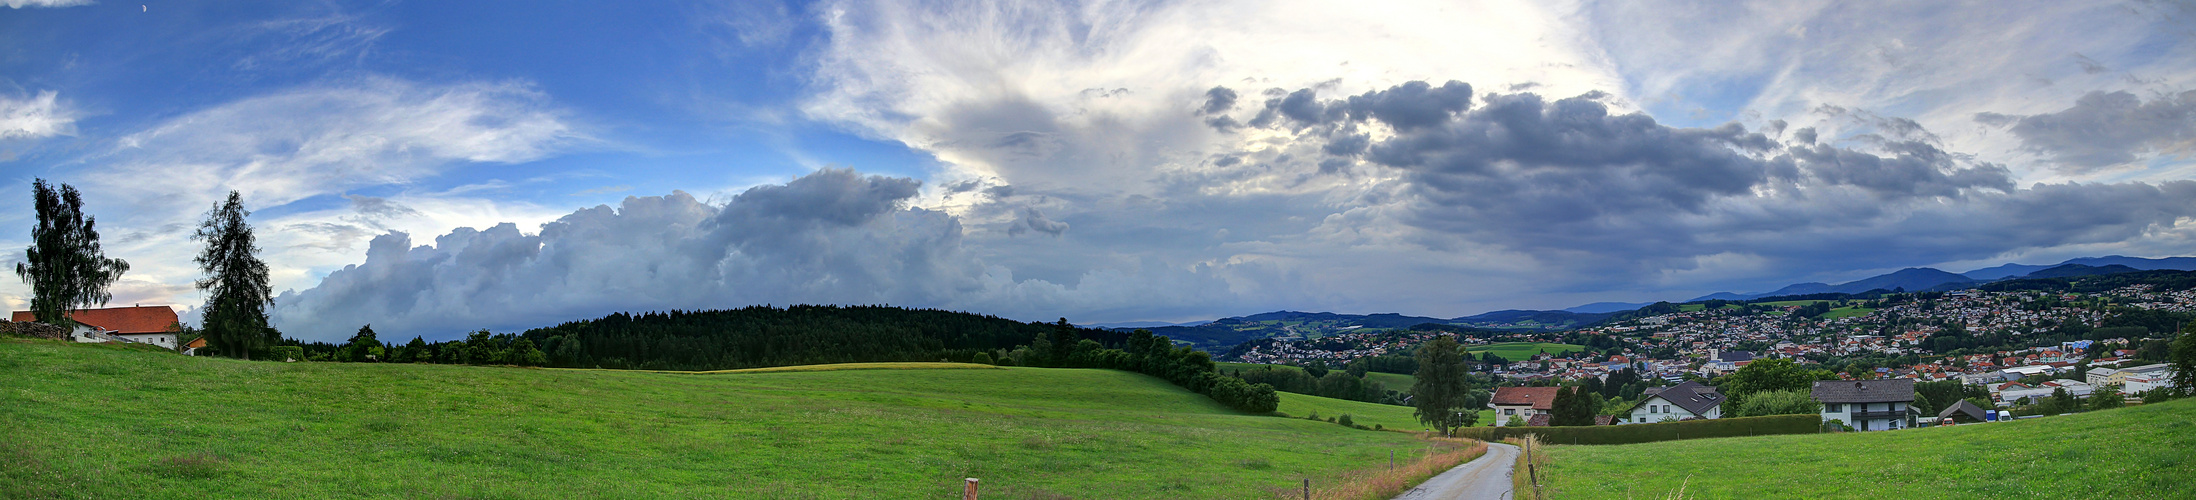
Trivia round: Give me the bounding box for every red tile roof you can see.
[11,306,179,334]
[1492,386,1562,410]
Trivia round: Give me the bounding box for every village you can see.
[1227,286,2189,429]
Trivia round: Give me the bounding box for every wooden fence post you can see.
[1302,478,1309,500]
[963,478,978,500]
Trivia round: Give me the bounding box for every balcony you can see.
[1850,410,1908,419]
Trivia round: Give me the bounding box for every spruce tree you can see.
[193,191,273,359]
[15,179,130,329]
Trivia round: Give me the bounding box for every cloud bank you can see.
[269,168,1246,340]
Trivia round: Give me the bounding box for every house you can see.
[1936,399,1989,424]
[182,337,208,356]
[1490,386,1561,427]
[1812,378,1916,431]
[1628,380,1726,423]
[10,306,182,349]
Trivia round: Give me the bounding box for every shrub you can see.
[1451,414,1820,445]
[1337,414,1355,427]
[268,346,305,362]
[971,352,994,365]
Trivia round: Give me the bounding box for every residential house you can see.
[1812,378,1916,431]
[1491,386,1560,427]
[10,306,182,349]
[1935,399,1990,424]
[1627,380,1726,423]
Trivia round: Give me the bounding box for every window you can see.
[1663,405,1672,413]
[1825,403,1842,412]
[1504,409,1515,415]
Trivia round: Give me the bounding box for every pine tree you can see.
[193,191,273,359]
[15,179,130,329]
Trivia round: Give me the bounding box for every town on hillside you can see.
[1227,285,2189,430]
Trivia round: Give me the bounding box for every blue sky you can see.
[5,0,2196,341]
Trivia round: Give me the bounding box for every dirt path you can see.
[1393,442,1521,500]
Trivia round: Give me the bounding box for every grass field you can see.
[1537,398,2196,498]
[1754,300,1829,307]
[1822,306,1876,319]
[1217,362,1418,391]
[1,338,1449,499]
[1273,392,1426,431]
[1466,342,1583,360]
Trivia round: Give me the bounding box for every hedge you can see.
[1451,414,1820,445]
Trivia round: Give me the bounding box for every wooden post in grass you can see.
[1302,478,1309,500]
[963,478,978,500]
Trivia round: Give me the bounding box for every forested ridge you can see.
[517,305,1126,370]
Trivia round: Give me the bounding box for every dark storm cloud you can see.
[1198,86,1238,115]
[1978,90,2196,171]
[1253,80,2196,273]
[270,168,981,340]
[1008,206,1069,236]
[1340,80,1472,132]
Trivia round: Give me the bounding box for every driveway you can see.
[1393,442,1522,500]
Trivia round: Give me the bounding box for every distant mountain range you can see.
[1118,255,2195,352]
[1688,255,2196,301]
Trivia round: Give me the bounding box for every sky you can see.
[5,0,2196,341]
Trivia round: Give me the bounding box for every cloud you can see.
[21,77,585,313]
[1978,90,2196,172]
[82,76,579,216]
[1007,207,1068,237]
[1283,81,2195,276]
[230,14,391,72]
[270,168,1245,340]
[4,0,92,8]
[0,91,75,139]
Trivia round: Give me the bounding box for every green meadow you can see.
[1,338,1440,499]
[1536,397,2196,499]
[1466,342,1583,360]
[1216,362,1418,391]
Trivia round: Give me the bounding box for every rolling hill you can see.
[0,337,1446,499]
[1537,398,2196,498]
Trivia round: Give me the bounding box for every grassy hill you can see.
[0,338,1450,499]
[1217,362,1418,392]
[1537,398,2196,498]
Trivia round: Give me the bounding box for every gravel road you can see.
[1392,442,1522,500]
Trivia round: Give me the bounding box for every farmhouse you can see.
[1812,378,1916,432]
[1628,380,1725,423]
[1936,399,1990,424]
[10,306,182,349]
[1490,386,1560,427]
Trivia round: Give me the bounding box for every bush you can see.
[971,352,994,365]
[268,346,305,362]
[1451,414,1820,445]
[1337,414,1354,427]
